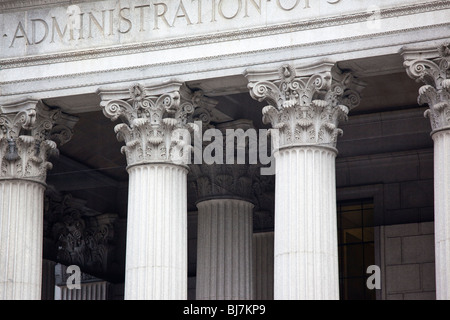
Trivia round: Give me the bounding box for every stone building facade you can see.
[0,0,449,300]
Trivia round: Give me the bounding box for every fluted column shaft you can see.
[274,146,339,299]
[125,163,188,300]
[402,43,450,300]
[433,130,450,299]
[99,82,211,300]
[60,282,110,300]
[191,120,257,300]
[196,199,254,300]
[0,180,45,300]
[0,100,77,300]
[245,62,364,300]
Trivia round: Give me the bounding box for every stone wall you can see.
[337,107,435,226]
[335,107,436,300]
[380,222,435,300]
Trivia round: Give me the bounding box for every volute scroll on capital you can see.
[44,186,118,274]
[245,61,365,151]
[0,99,78,183]
[402,42,450,135]
[99,81,217,167]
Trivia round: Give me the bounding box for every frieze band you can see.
[5,0,342,48]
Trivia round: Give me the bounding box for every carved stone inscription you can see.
[1,0,345,56]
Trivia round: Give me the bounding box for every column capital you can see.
[189,119,260,204]
[402,42,450,135]
[46,189,118,274]
[190,90,221,131]
[244,60,364,151]
[190,162,260,204]
[99,81,216,167]
[0,99,78,184]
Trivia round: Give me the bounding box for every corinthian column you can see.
[403,43,450,300]
[191,119,257,299]
[245,61,364,300]
[0,99,77,300]
[99,82,208,300]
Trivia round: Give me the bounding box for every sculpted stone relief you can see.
[404,43,450,134]
[44,188,118,274]
[99,82,217,167]
[0,101,77,183]
[246,62,365,150]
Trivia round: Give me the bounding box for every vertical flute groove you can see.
[274,147,339,300]
[0,180,45,300]
[124,164,187,300]
[433,130,450,300]
[196,199,254,300]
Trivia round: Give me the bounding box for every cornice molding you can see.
[1,22,448,102]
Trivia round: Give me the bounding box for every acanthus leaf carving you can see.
[246,63,364,150]
[403,42,450,134]
[0,100,78,183]
[190,162,260,203]
[100,82,214,167]
[45,189,118,274]
[189,120,262,203]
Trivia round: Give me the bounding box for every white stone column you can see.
[0,180,45,300]
[196,199,254,300]
[59,281,110,300]
[274,146,338,299]
[126,163,188,299]
[434,130,450,299]
[191,120,257,300]
[246,62,364,299]
[0,100,77,300]
[403,43,450,299]
[99,82,209,300]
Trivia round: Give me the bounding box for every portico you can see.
[0,0,449,300]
